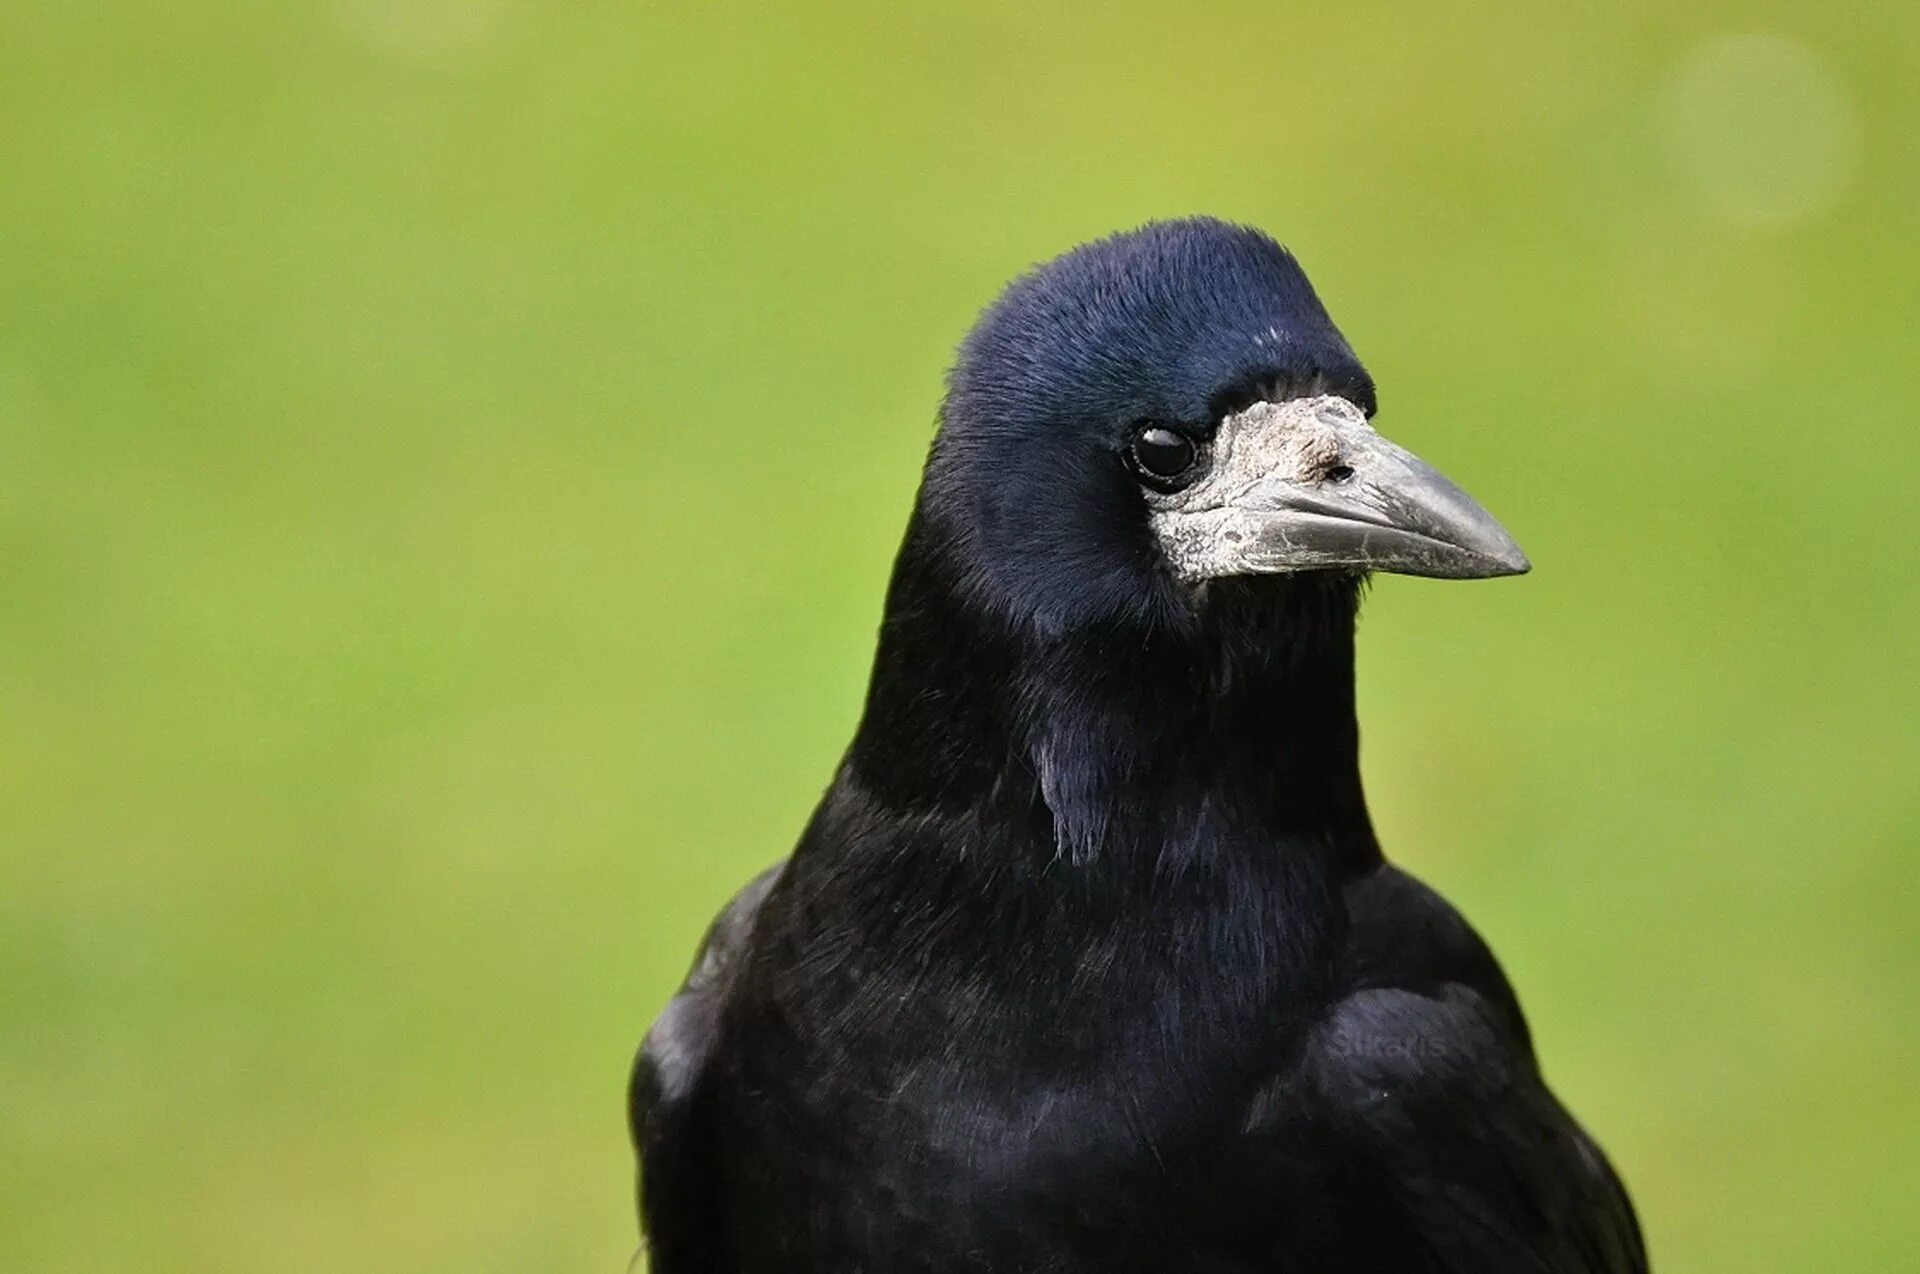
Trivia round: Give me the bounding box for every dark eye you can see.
[1127,426,1197,486]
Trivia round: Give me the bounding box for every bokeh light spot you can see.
[327,0,518,61]
[1663,33,1862,229]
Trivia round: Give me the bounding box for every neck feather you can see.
[842,509,1381,882]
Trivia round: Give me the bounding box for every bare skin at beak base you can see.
[1147,396,1530,583]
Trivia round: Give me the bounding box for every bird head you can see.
[926,219,1527,636]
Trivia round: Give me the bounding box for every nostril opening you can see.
[1325,464,1355,484]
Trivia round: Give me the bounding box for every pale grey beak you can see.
[1147,396,1529,582]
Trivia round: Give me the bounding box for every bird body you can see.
[632,220,1643,1273]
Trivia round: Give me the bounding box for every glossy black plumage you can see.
[631,219,1644,1273]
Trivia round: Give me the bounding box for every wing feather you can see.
[629,862,786,1273]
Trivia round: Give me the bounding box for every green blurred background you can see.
[3,1,1915,1270]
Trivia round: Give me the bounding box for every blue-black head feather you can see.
[925,218,1373,634]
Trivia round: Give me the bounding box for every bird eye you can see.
[1127,427,1197,486]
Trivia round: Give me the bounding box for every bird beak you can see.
[1147,395,1529,582]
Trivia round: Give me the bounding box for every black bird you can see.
[630,219,1644,1274]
